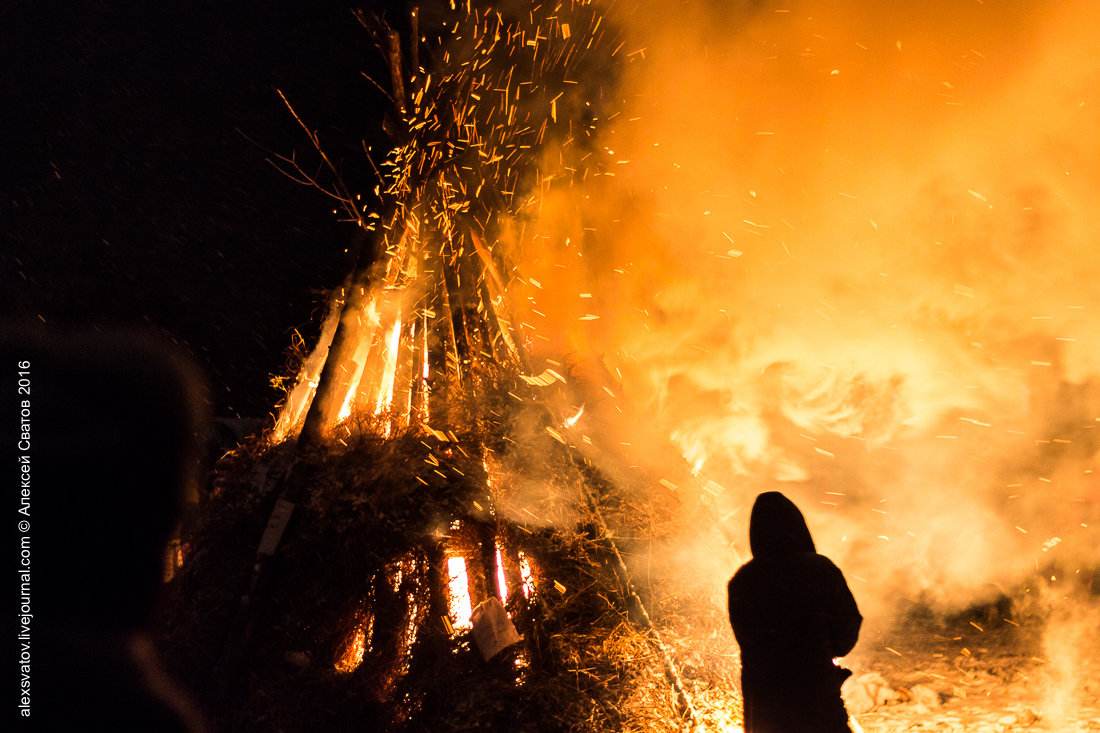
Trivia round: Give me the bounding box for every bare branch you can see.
[362,140,384,186]
[276,89,369,229]
[238,127,352,205]
[240,127,355,208]
[265,159,353,204]
[360,71,396,106]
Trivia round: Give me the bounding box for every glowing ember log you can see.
[373,314,404,414]
[447,556,473,631]
[298,229,385,450]
[495,546,509,605]
[518,552,534,600]
[334,626,366,674]
[334,299,380,423]
[271,299,342,444]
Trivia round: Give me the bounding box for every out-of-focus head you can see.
[3,325,210,630]
[748,491,816,557]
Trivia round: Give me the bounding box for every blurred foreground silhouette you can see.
[4,326,209,732]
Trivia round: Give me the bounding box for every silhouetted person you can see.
[3,326,209,732]
[728,492,862,733]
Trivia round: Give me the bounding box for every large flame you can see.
[447,556,474,631]
[501,0,1100,619]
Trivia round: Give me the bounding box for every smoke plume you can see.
[502,0,1100,620]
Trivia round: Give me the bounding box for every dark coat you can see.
[728,492,862,733]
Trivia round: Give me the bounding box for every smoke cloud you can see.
[502,0,1100,620]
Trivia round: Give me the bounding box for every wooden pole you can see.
[297,225,385,451]
[409,7,420,81]
[426,540,450,639]
[388,30,407,116]
[581,472,701,727]
[422,217,452,422]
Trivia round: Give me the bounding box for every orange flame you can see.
[335,624,367,674]
[495,546,509,606]
[447,556,473,631]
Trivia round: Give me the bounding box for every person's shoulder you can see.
[815,552,847,568]
[728,559,758,587]
[808,552,839,566]
[804,553,853,584]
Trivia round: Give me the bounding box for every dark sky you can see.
[3,0,406,418]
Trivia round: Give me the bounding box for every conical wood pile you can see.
[157,4,743,732]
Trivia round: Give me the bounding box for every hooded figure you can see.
[728,492,862,733]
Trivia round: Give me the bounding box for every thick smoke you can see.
[503,0,1100,622]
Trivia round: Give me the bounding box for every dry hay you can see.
[155,372,742,732]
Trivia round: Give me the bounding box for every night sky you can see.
[3,0,407,418]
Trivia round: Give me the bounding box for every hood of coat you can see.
[748,491,816,557]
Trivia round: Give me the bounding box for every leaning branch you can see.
[276,89,368,230]
[237,126,361,214]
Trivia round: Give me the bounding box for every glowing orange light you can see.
[375,315,403,413]
[564,405,584,428]
[335,626,366,674]
[518,552,534,599]
[495,546,508,605]
[447,556,473,630]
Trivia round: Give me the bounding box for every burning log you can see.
[387,30,407,116]
[408,7,419,82]
[425,539,451,641]
[298,225,386,451]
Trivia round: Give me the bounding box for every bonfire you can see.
[158,2,1100,732]
[160,3,741,731]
